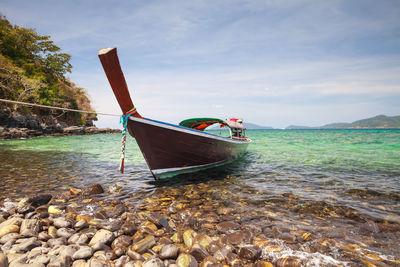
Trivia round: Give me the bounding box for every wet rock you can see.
[198,256,218,267]
[0,253,8,267]
[57,228,75,239]
[74,219,88,230]
[48,206,62,214]
[277,233,296,244]
[20,219,40,237]
[147,213,169,228]
[27,195,52,207]
[183,230,196,248]
[48,255,72,267]
[120,222,137,236]
[189,244,210,262]
[221,231,251,245]
[131,235,156,253]
[12,237,41,252]
[216,221,240,233]
[238,246,260,261]
[112,235,132,250]
[89,229,114,246]
[176,253,198,267]
[253,261,273,267]
[53,217,72,228]
[0,225,19,238]
[127,248,145,261]
[194,234,213,251]
[85,184,104,195]
[143,258,165,267]
[275,256,302,267]
[361,220,380,234]
[160,244,180,259]
[73,246,93,260]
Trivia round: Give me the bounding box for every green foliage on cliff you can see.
[0,15,96,125]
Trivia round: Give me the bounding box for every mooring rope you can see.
[0,98,120,117]
[119,107,137,173]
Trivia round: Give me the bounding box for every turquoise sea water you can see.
[1,129,400,262]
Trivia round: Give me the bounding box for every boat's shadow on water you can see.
[147,152,257,187]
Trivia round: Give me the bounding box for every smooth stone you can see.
[160,244,180,259]
[74,220,88,230]
[126,248,145,261]
[176,253,198,267]
[29,255,51,265]
[71,260,86,267]
[189,244,209,262]
[216,221,240,233]
[114,255,130,267]
[0,253,8,267]
[254,261,273,267]
[57,228,75,239]
[0,218,22,229]
[143,258,165,267]
[194,235,212,251]
[11,237,41,252]
[53,217,72,228]
[90,242,110,252]
[120,222,137,236]
[131,235,155,253]
[86,258,111,267]
[0,233,20,244]
[275,256,302,267]
[47,237,67,247]
[27,195,52,207]
[68,233,89,245]
[0,225,19,238]
[48,226,58,238]
[147,213,168,228]
[89,229,114,246]
[48,206,62,215]
[72,246,93,260]
[114,247,125,257]
[183,230,196,248]
[238,247,260,261]
[112,235,132,250]
[38,231,51,241]
[277,233,296,244]
[59,245,79,257]
[221,231,251,245]
[123,261,136,267]
[85,184,104,195]
[48,245,66,256]
[47,255,72,267]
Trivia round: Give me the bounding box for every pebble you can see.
[176,253,198,267]
[0,225,19,238]
[53,217,72,228]
[0,253,8,267]
[57,228,75,239]
[143,258,165,267]
[72,246,93,260]
[160,244,180,259]
[89,229,114,246]
[131,235,155,253]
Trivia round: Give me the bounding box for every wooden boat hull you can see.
[127,117,250,179]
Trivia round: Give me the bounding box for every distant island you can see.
[286,115,400,129]
[243,122,273,130]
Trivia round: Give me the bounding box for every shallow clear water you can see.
[1,129,400,263]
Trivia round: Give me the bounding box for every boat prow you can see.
[98,47,251,179]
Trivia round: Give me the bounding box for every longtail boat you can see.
[98,47,251,179]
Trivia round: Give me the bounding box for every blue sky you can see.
[1,0,399,128]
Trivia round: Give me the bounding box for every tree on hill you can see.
[0,14,96,125]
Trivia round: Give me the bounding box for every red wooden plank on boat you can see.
[98,47,141,117]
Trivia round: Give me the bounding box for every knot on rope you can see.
[119,107,137,173]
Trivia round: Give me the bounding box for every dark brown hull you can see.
[127,117,250,179]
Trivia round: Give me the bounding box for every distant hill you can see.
[286,115,400,129]
[243,122,273,130]
[285,125,314,130]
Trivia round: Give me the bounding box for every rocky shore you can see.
[1,183,397,267]
[0,109,120,140]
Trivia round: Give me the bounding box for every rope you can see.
[119,107,137,173]
[0,98,120,117]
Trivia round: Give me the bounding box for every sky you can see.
[1,0,400,129]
